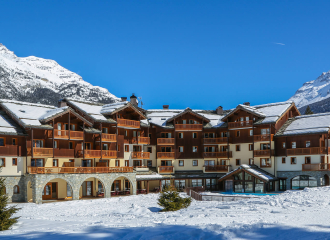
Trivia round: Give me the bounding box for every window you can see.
[192,160,198,166]
[12,158,17,166]
[125,145,129,152]
[54,140,58,148]
[70,124,76,131]
[236,159,241,165]
[204,146,215,152]
[249,130,253,136]
[179,146,184,152]
[261,129,270,135]
[249,144,253,151]
[102,127,108,133]
[261,158,271,167]
[305,157,311,164]
[292,142,296,149]
[69,141,75,149]
[12,138,17,145]
[125,160,129,166]
[205,160,215,166]
[147,160,152,167]
[236,145,241,151]
[85,142,92,150]
[147,147,152,153]
[53,159,58,167]
[189,120,194,124]
[13,185,19,194]
[306,141,311,148]
[175,180,186,190]
[0,158,5,167]
[182,119,187,124]
[149,133,152,138]
[82,159,92,167]
[69,159,75,163]
[179,160,184,166]
[204,133,215,138]
[192,146,198,153]
[178,132,183,138]
[282,142,286,148]
[31,159,44,167]
[292,175,317,190]
[236,131,240,137]
[249,158,254,165]
[282,157,286,164]
[192,179,202,187]
[192,132,197,138]
[33,139,44,148]
[0,138,5,146]
[260,143,270,150]
[125,130,128,137]
[291,157,297,164]
[115,160,120,167]
[133,145,141,152]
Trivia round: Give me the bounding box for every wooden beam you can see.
[31,128,34,158]
[52,119,55,158]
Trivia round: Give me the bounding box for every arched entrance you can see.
[291,175,317,190]
[26,181,33,202]
[324,174,330,186]
[111,177,133,196]
[79,177,105,198]
[42,178,73,201]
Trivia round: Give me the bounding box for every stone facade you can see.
[5,172,137,204]
[277,171,330,190]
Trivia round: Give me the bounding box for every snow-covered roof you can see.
[277,112,330,136]
[0,110,25,135]
[38,106,69,121]
[101,101,128,114]
[66,98,109,121]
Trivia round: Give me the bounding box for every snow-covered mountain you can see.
[289,71,330,114]
[0,43,120,106]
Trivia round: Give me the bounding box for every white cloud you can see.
[273,42,285,46]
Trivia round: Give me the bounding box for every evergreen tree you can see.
[0,167,20,231]
[304,106,314,115]
[158,185,192,212]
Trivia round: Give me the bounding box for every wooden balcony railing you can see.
[204,151,232,158]
[175,124,203,131]
[131,152,150,159]
[102,134,117,142]
[228,120,253,129]
[204,165,229,172]
[302,163,330,171]
[253,149,275,157]
[70,131,84,140]
[0,145,21,156]
[157,152,175,159]
[254,134,274,142]
[30,147,53,157]
[157,138,175,145]
[117,119,140,128]
[158,166,174,173]
[53,148,75,158]
[287,147,328,156]
[137,137,150,144]
[28,166,133,174]
[54,130,69,139]
[203,137,229,144]
[84,150,117,158]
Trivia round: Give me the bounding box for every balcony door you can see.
[133,160,142,166]
[161,147,172,152]
[161,160,172,166]
[82,181,93,197]
[161,133,171,138]
[33,140,44,148]
[133,145,141,152]
[31,158,44,167]
[82,159,92,167]
[204,160,215,166]
[42,182,57,200]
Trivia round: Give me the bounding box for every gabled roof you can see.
[166,108,211,123]
[101,102,146,120]
[219,164,277,182]
[275,112,330,136]
[0,110,26,136]
[221,104,266,122]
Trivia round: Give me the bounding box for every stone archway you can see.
[40,178,74,201]
[77,175,110,199]
[109,174,136,196]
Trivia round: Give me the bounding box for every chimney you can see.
[243,102,250,106]
[58,100,67,108]
[163,105,169,110]
[130,93,138,107]
[121,97,127,102]
[216,106,223,115]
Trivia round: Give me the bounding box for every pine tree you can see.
[304,106,314,115]
[158,185,192,212]
[0,167,20,231]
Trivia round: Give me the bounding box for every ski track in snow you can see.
[1,187,330,239]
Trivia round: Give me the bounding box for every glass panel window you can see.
[249,130,253,136]
[193,146,198,152]
[0,158,5,167]
[193,133,197,138]
[0,138,5,146]
[33,140,43,148]
[191,179,202,187]
[282,142,286,148]
[31,159,44,167]
[179,146,184,152]
[306,141,311,148]
[291,157,297,164]
[192,160,198,166]
[292,142,296,149]
[178,133,183,138]
[261,129,270,135]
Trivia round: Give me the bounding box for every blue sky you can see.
[1,1,330,110]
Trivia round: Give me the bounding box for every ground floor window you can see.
[192,179,202,187]
[162,180,171,189]
[174,180,185,190]
[205,179,217,190]
[279,179,286,191]
[292,175,317,190]
[67,183,72,197]
[255,178,264,193]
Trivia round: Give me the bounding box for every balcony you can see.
[28,166,133,174]
[302,163,330,171]
[0,145,21,156]
[84,150,117,158]
[102,134,117,142]
[254,134,274,142]
[29,147,53,157]
[54,130,69,139]
[204,151,232,158]
[175,124,203,131]
[228,120,253,129]
[54,148,75,158]
[158,166,174,173]
[131,152,150,159]
[134,166,150,172]
[70,131,84,140]
[203,137,229,144]
[254,149,275,157]
[117,119,140,128]
[157,152,175,159]
[204,165,229,172]
[157,138,175,145]
[287,147,328,156]
[132,137,150,144]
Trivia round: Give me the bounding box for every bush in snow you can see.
[0,167,20,231]
[158,185,192,212]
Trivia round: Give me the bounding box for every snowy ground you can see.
[2,187,330,240]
